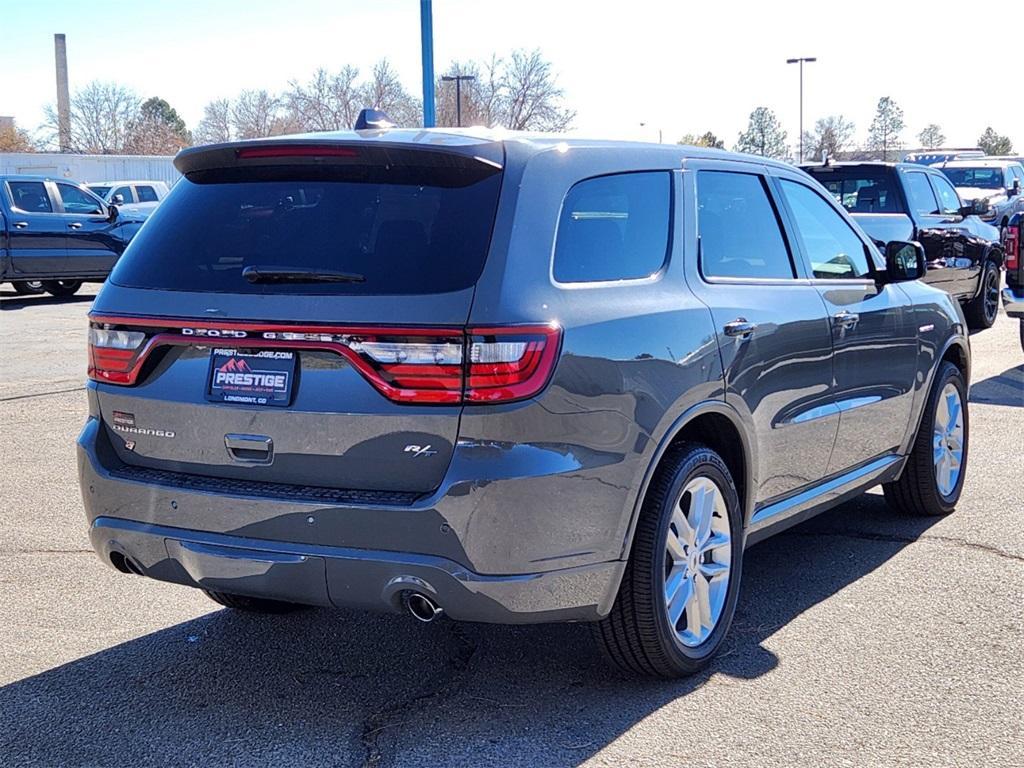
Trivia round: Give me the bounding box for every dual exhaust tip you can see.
[404,591,443,623]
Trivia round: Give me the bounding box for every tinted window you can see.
[940,167,1005,189]
[88,185,111,199]
[112,162,502,295]
[930,176,962,215]
[57,183,103,214]
[904,172,939,216]
[112,186,135,204]
[807,170,902,214]
[553,172,670,283]
[779,179,872,279]
[7,181,52,213]
[136,185,159,202]
[697,171,794,279]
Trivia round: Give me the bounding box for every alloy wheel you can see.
[933,383,965,497]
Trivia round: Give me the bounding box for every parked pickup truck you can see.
[1002,213,1024,351]
[1,175,147,297]
[87,180,170,217]
[935,159,1024,236]
[803,162,1004,329]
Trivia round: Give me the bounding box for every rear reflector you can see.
[1005,224,1020,271]
[236,145,360,160]
[87,318,561,405]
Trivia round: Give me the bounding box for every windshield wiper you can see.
[242,266,366,284]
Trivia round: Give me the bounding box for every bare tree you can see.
[917,123,946,149]
[360,60,421,127]
[500,49,574,131]
[286,66,362,132]
[231,89,292,139]
[801,115,856,161]
[194,99,233,145]
[44,80,140,153]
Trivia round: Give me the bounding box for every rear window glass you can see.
[805,170,903,214]
[8,181,52,213]
[553,172,670,283]
[137,185,159,202]
[111,161,502,295]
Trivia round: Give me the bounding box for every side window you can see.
[57,184,104,215]
[112,186,135,204]
[7,181,53,213]
[930,175,962,216]
[697,171,794,279]
[136,185,159,203]
[553,172,670,283]
[904,172,939,216]
[778,179,872,280]
[1010,166,1024,187]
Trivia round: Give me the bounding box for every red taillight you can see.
[87,318,562,405]
[1005,224,1020,271]
[236,145,359,160]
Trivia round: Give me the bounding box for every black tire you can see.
[1019,319,1024,353]
[41,279,83,298]
[11,281,45,295]
[203,589,304,613]
[883,361,968,516]
[594,443,743,678]
[964,260,999,330]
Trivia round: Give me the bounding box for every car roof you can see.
[88,180,166,186]
[801,161,925,171]
[0,174,87,184]
[938,159,1017,168]
[175,127,796,175]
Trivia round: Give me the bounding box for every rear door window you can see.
[136,185,159,202]
[553,172,670,283]
[7,181,53,213]
[697,170,795,279]
[111,159,503,295]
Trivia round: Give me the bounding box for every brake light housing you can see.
[87,317,561,405]
[1005,222,1020,271]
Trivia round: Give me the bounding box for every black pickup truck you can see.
[1,175,147,298]
[803,162,1004,329]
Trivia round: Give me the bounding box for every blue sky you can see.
[3,0,1021,151]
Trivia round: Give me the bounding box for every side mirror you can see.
[1009,180,1021,198]
[111,194,125,205]
[884,240,927,282]
[106,204,119,223]
[959,198,990,217]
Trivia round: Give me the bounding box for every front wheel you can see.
[883,361,968,516]
[964,260,999,330]
[40,280,83,298]
[594,443,743,678]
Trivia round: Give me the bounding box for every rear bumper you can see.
[78,416,628,623]
[1002,286,1024,317]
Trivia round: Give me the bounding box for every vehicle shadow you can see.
[969,365,1024,408]
[0,290,97,310]
[0,493,942,767]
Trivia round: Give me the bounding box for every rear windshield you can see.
[940,167,1005,189]
[110,161,502,295]
[88,186,111,198]
[805,169,904,214]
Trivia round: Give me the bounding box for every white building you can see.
[0,152,180,185]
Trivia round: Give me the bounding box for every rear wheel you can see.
[41,280,83,298]
[883,361,968,516]
[203,589,304,613]
[964,260,999,330]
[11,281,45,295]
[1019,318,1024,353]
[594,443,743,678]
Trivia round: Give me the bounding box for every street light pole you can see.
[441,74,476,127]
[786,57,816,162]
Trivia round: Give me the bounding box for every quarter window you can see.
[930,175,963,216]
[57,183,103,215]
[7,181,52,213]
[778,179,872,279]
[136,185,159,202]
[904,172,939,216]
[553,172,671,283]
[697,171,794,279]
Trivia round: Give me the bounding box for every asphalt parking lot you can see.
[1,284,1022,768]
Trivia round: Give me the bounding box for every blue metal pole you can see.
[420,0,435,128]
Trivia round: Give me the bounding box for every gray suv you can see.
[78,131,971,677]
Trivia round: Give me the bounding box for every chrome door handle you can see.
[723,319,757,338]
[67,222,83,230]
[833,311,860,329]
[14,221,28,228]
[224,434,274,464]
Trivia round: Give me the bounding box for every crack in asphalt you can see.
[780,529,1024,564]
[0,386,85,403]
[359,620,478,768]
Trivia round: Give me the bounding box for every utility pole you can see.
[442,74,475,127]
[54,33,71,152]
[420,0,435,127]
[786,57,816,162]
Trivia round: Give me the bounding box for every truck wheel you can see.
[594,443,743,678]
[883,361,968,516]
[203,589,304,613]
[1019,318,1024,353]
[40,280,83,298]
[964,260,999,330]
[11,281,45,295]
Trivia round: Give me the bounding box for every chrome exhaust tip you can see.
[405,592,443,623]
